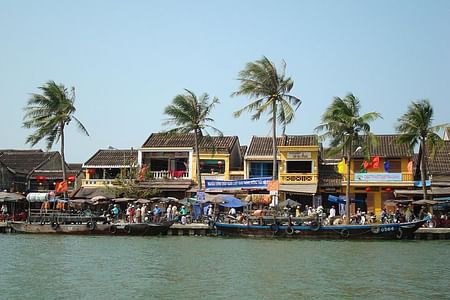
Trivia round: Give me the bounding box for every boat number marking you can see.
[380,227,394,232]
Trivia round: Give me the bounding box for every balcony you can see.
[81,179,132,187]
[149,170,190,180]
[279,173,318,184]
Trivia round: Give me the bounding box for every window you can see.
[200,160,225,174]
[286,161,312,173]
[249,162,273,178]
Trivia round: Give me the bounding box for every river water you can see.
[1,235,449,299]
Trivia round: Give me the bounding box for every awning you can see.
[71,187,115,199]
[279,184,317,195]
[394,187,450,197]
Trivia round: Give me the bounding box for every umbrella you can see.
[91,195,109,202]
[179,197,198,206]
[113,197,135,203]
[0,192,25,202]
[412,199,438,205]
[278,199,300,208]
[135,198,151,204]
[217,195,247,208]
[150,197,179,203]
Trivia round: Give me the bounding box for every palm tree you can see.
[232,56,301,180]
[23,80,89,192]
[163,89,222,190]
[315,94,381,224]
[395,99,447,200]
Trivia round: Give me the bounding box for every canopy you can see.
[112,197,136,203]
[150,197,179,204]
[412,199,438,205]
[218,195,247,208]
[327,195,364,204]
[278,199,300,208]
[135,198,152,204]
[0,192,25,202]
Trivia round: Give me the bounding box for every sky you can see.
[1,0,449,163]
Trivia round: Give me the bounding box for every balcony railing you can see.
[280,173,318,184]
[149,170,190,180]
[81,179,132,186]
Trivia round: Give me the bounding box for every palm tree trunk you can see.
[345,140,352,225]
[60,123,67,199]
[194,130,202,190]
[272,101,278,180]
[420,138,428,200]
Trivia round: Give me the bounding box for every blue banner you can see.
[205,177,272,190]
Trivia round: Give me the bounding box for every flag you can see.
[55,180,68,193]
[360,162,367,173]
[384,161,390,172]
[363,160,372,170]
[371,156,380,168]
[337,158,345,174]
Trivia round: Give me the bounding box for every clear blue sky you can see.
[1,0,449,163]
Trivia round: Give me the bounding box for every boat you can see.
[10,220,174,236]
[214,216,427,239]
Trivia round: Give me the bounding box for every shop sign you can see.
[354,173,402,182]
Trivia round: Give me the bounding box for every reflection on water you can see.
[1,235,449,299]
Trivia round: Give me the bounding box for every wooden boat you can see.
[11,220,174,236]
[214,216,427,239]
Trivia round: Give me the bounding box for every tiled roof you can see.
[84,149,138,167]
[444,127,450,140]
[426,140,450,175]
[246,135,319,157]
[68,163,83,171]
[0,150,56,173]
[352,135,413,158]
[142,133,238,153]
[240,146,248,157]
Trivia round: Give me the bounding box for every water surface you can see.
[1,235,449,299]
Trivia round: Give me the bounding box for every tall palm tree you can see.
[315,94,381,224]
[395,99,447,200]
[232,56,301,180]
[23,80,89,191]
[163,89,222,190]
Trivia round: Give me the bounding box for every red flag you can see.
[407,160,413,173]
[371,156,380,169]
[363,160,372,170]
[55,181,68,193]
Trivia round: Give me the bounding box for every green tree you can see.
[23,81,89,190]
[163,89,222,190]
[315,93,381,224]
[395,99,447,200]
[232,56,301,179]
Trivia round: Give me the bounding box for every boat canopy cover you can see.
[26,193,49,202]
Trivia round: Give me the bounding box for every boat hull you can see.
[214,220,427,239]
[10,221,174,236]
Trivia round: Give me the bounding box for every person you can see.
[394,208,402,223]
[329,205,336,218]
[111,204,120,223]
[166,204,172,221]
[404,205,413,222]
[381,207,388,223]
[419,206,427,220]
[229,207,236,217]
[1,204,8,218]
[135,205,142,223]
[141,204,148,222]
[207,204,213,217]
[40,200,49,215]
[172,205,178,221]
[180,206,188,225]
[295,205,301,217]
[129,205,136,223]
[153,205,161,223]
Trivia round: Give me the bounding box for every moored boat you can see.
[11,220,174,236]
[214,217,427,239]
